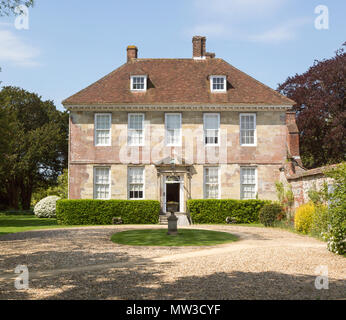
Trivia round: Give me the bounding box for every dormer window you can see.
[131,75,147,91]
[210,75,226,92]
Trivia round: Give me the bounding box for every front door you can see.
[166,183,180,209]
[163,175,184,213]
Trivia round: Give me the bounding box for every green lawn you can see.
[0,214,60,236]
[111,229,238,246]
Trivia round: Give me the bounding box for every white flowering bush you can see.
[34,196,61,218]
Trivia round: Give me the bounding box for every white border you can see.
[94,113,112,146]
[239,113,257,147]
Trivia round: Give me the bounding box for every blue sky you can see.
[0,0,345,111]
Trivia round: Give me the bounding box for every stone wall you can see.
[69,109,289,203]
[281,165,335,208]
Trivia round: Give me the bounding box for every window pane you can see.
[132,76,146,90]
[94,167,110,199]
[128,167,144,199]
[166,114,181,145]
[212,77,225,91]
[240,168,256,199]
[96,114,111,130]
[205,167,219,199]
[240,115,255,145]
[166,114,181,129]
[95,114,111,146]
[128,114,144,145]
[204,114,219,129]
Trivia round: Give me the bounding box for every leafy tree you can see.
[0,86,68,210]
[0,0,33,16]
[31,169,68,206]
[277,44,346,169]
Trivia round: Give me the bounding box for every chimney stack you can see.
[192,36,206,58]
[286,111,301,160]
[127,45,138,62]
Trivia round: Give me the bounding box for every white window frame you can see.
[94,113,112,146]
[240,113,257,146]
[165,113,182,146]
[93,167,111,200]
[240,167,258,200]
[127,167,145,200]
[203,166,221,199]
[130,75,147,92]
[203,113,220,146]
[127,113,145,146]
[210,75,227,93]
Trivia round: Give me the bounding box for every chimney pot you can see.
[127,45,138,62]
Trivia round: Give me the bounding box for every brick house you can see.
[62,36,300,215]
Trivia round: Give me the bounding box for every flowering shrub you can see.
[322,227,345,255]
[294,202,315,234]
[323,163,346,255]
[34,196,61,218]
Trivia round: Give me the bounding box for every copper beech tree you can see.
[278,43,346,169]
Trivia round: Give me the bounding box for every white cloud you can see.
[248,18,312,43]
[0,28,40,67]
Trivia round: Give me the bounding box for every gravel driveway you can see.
[0,225,345,300]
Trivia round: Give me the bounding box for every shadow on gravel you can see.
[1,264,345,300]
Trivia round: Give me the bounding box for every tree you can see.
[0,86,68,210]
[277,43,346,169]
[0,0,33,16]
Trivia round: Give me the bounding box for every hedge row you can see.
[187,199,270,224]
[56,200,160,225]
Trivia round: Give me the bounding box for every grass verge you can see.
[111,229,238,246]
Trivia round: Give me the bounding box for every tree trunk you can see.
[20,179,33,210]
[6,179,20,210]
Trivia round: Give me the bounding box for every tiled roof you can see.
[286,164,339,180]
[62,58,295,106]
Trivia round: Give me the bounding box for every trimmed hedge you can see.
[187,199,270,224]
[56,200,160,225]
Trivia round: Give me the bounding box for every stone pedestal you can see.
[166,201,179,235]
[167,212,178,235]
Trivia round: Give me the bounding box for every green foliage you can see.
[56,200,160,225]
[308,182,329,205]
[322,163,346,255]
[259,203,284,227]
[187,199,270,224]
[275,182,294,218]
[311,205,329,237]
[294,202,315,234]
[31,169,68,206]
[0,86,68,210]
